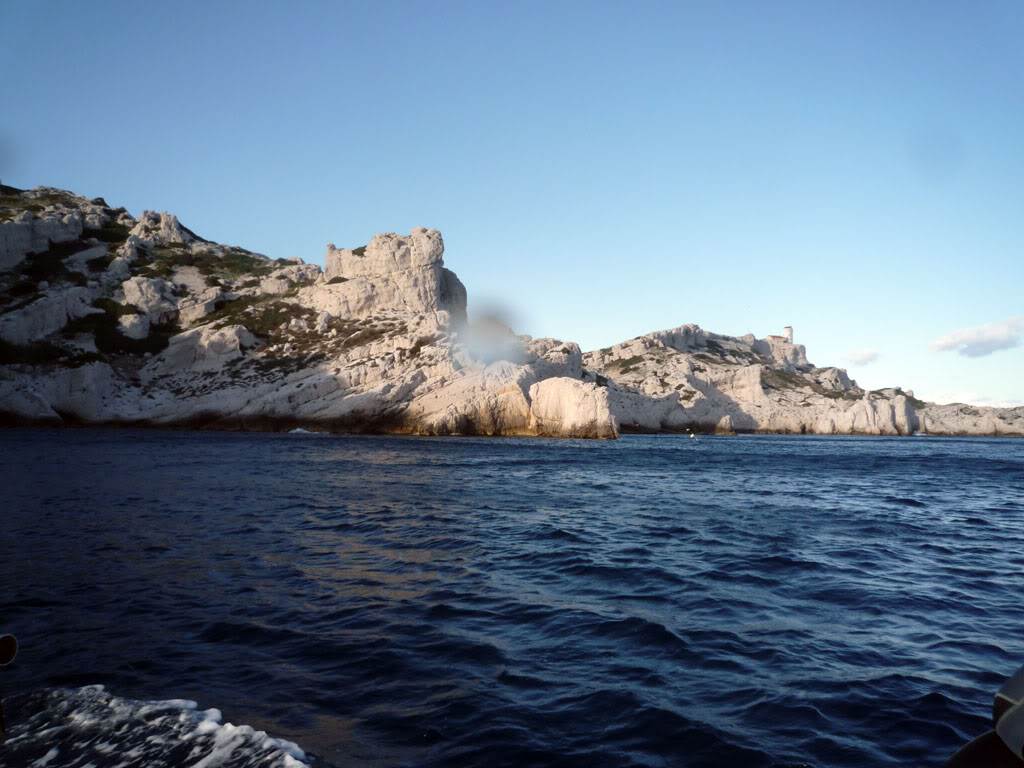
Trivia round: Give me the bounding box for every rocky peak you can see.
[312,227,466,323]
[129,211,201,245]
[325,227,444,279]
[751,334,811,371]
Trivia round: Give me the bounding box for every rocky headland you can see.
[1,183,1020,438]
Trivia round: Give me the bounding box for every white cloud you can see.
[846,348,880,365]
[930,315,1024,358]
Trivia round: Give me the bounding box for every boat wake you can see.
[2,685,310,768]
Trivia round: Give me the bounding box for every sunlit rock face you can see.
[0,188,613,437]
[128,211,200,245]
[581,326,1024,437]
[1,184,1020,438]
[319,227,467,323]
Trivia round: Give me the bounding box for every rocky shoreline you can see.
[1,183,1021,438]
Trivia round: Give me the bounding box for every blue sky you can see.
[2,1,1021,406]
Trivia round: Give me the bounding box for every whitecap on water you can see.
[3,685,310,768]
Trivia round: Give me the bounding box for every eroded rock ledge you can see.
[0,183,1019,438]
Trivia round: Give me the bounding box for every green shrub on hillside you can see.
[63,308,175,356]
[760,368,806,391]
[135,244,279,283]
[91,298,141,317]
[20,245,89,286]
[84,221,131,243]
[205,296,314,339]
[610,355,644,370]
[407,334,442,358]
[340,326,389,350]
[0,190,80,221]
[86,254,114,272]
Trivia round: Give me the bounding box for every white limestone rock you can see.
[0,186,120,269]
[129,211,198,244]
[3,189,1018,439]
[325,227,442,280]
[647,324,708,353]
[145,324,256,374]
[751,335,811,371]
[63,287,99,321]
[169,265,208,296]
[0,209,85,270]
[0,287,98,345]
[272,263,321,286]
[114,235,145,264]
[578,322,1021,437]
[122,276,178,325]
[523,339,583,380]
[118,313,150,340]
[528,378,617,438]
[61,244,107,276]
[404,336,602,436]
[106,257,132,280]
[178,301,218,327]
[177,287,225,328]
[918,403,1024,437]
[0,360,124,425]
[301,279,378,319]
[0,376,64,424]
[0,297,69,345]
[439,268,467,326]
[259,276,292,295]
[403,361,535,436]
[318,228,466,319]
[249,263,321,296]
[0,213,36,270]
[84,213,105,230]
[33,212,84,253]
[813,367,856,391]
[48,362,121,422]
[583,323,921,435]
[314,311,331,334]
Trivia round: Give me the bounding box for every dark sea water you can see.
[1,429,1022,767]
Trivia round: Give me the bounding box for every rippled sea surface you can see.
[1,429,1023,767]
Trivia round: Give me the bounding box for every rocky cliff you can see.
[0,183,1020,438]
[0,184,615,437]
[582,326,1023,436]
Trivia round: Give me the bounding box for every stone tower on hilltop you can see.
[783,326,793,343]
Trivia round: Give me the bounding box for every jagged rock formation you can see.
[321,229,467,324]
[1,182,1020,438]
[0,184,613,437]
[582,325,1024,436]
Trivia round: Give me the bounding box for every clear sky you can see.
[2,1,1021,406]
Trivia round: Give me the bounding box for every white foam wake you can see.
[4,685,310,767]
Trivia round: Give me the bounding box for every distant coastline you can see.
[2,183,1021,439]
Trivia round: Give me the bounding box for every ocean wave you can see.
[3,430,1023,766]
